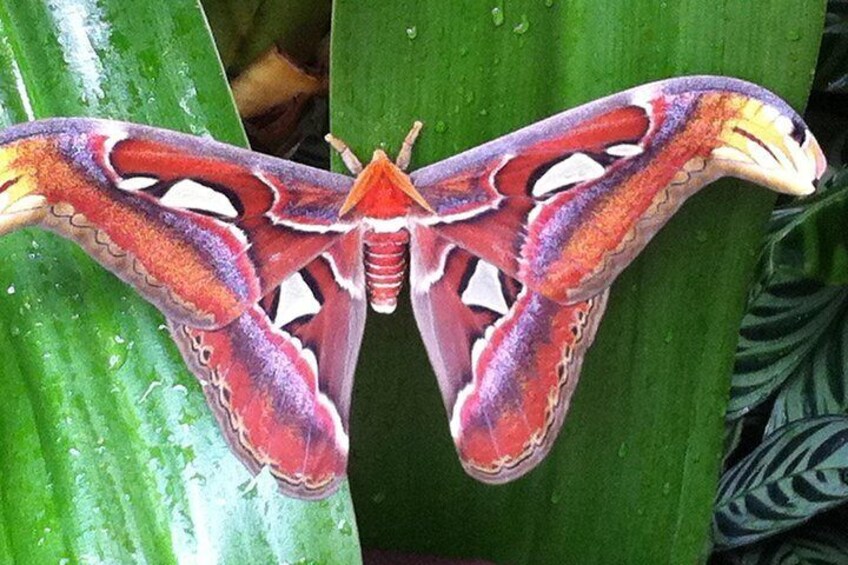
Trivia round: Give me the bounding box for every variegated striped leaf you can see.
[724,418,745,466]
[714,416,848,549]
[728,280,847,419]
[729,172,848,422]
[756,169,848,287]
[767,301,848,433]
[723,525,848,565]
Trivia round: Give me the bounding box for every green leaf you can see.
[0,1,359,563]
[330,1,825,563]
[759,170,848,286]
[728,171,848,422]
[714,416,848,549]
[725,418,746,466]
[728,280,847,419]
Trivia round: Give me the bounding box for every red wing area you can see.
[169,233,366,499]
[0,119,354,328]
[410,228,608,482]
[411,76,826,304]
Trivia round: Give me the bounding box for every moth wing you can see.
[170,231,366,499]
[409,227,608,482]
[0,118,355,328]
[412,76,826,303]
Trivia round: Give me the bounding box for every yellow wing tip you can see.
[713,104,827,197]
[0,144,50,233]
[714,158,818,197]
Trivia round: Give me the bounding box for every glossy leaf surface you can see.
[0,1,359,563]
[330,1,825,563]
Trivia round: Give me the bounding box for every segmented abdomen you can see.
[363,229,408,314]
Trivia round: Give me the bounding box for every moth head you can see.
[339,148,434,217]
[0,141,48,235]
[710,98,827,196]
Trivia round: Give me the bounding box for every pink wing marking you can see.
[412,76,826,304]
[410,227,608,482]
[169,232,366,499]
[104,123,357,309]
[0,118,355,328]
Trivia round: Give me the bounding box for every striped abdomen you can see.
[363,228,408,313]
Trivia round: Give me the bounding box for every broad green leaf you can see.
[0,1,359,563]
[723,524,848,565]
[714,416,848,549]
[331,1,825,563]
[728,280,847,419]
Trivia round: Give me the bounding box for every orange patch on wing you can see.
[12,137,256,325]
[539,93,743,297]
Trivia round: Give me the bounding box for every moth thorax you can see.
[363,228,409,314]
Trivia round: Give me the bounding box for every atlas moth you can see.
[0,76,825,499]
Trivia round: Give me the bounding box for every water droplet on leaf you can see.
[491,5,505,26]
[513,14,530,34]
[337,518,353,535]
